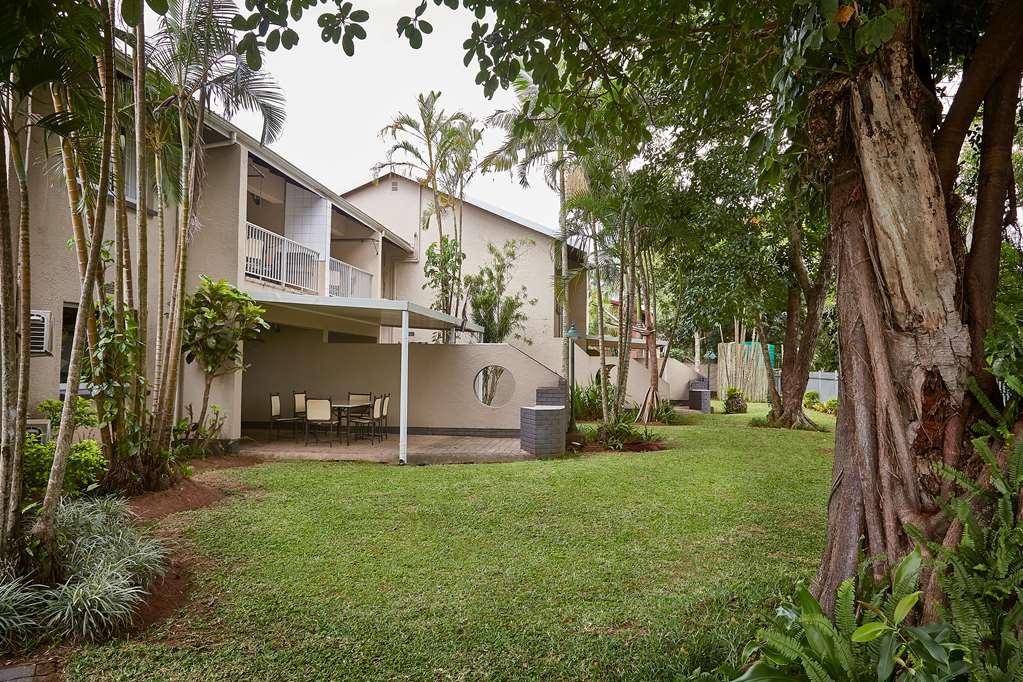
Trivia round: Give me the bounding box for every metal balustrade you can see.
[329,257,374,298]
[244,222,319,293]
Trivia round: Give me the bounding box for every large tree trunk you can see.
[813,42,973,613]
[0,125,18,555]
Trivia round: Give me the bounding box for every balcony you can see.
[245,222,373,297]
[329,257,373,298]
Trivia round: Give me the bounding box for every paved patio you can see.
[239,428,533,465]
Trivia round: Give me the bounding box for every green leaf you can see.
[121,0,142,26]
[876,634,896,680]
[145,0,169,15]
[266,29,280,51]
[350,9,369,22]
[407,26,423,49]
[419,19,433,34]
[851,621,889,643]
[342,34,355,56]
[245,43,262,70]
[819,0,838,21]
[893,591,920,624]
[734,662,795,681]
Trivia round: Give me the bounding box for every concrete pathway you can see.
[239,429,533,465]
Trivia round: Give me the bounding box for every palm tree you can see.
[438,118,484,318]
[146,0,285,459]
[375,91,469,244]
[485,75,576,429]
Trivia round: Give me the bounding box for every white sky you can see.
[229,1,559,229]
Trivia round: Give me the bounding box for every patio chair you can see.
[269,392,301,440]
[350,395,384,443]
[293,390,307,420]
[348,392,371,418]
[304,398,339,446]
[380,394,390,440]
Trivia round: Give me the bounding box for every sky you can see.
[229,1,560,229]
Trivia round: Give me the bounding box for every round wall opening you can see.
[473,365,515,407]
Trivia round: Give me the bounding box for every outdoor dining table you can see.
[332,402,371,446]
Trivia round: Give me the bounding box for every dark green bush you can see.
[36,397,98,432]
[22,435,105,501]
[802,391,820,409]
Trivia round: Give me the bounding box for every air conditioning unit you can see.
[25,419,51,443]
[29,310,51,355]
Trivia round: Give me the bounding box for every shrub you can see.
[1,498,167,647]
[22,436,106,501]
[802,391,820,409]
[0,575,45,648]
[571,381,621,422]
[36,396,98,432]
[39,566,145,642]
[821,398,839,415]
[652,400,681,424]
[734,550,967,681]
[724,387,747,414]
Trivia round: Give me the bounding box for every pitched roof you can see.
[343,171,559,240]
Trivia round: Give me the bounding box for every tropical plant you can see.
[915,435,1023,679]
[803,392,820,409]
[485,74,576,427]
[37,398,98,433]
[23,437,106,501]
[375,91,469,245]
[464,240,536,344]
[735,551,968,681]
[181,277,268,434]
[422,236,466,320]
[147,0,285,464]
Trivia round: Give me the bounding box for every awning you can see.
[245,290,481,465]
[246,290,483,333]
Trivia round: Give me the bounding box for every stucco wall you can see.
[344,175,583,351]
[663,357,704,402]
[241,325,563,430]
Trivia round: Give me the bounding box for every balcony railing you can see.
[245,223,319,293]
[329,257,373,298]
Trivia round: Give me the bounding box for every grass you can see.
[65,403,835,680]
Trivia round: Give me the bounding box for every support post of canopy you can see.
[399,307,409,464]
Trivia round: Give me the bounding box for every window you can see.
[29,310,51,355]
[59,305,91,397]
[390,179,399,192]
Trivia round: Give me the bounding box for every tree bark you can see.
[133,15,149,435]
[813,41,974,611]
[0,123,17,555]
[964,47,1022,399]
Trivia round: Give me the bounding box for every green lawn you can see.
[66,404,835,680]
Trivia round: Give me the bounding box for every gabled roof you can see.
[343,171,559,240]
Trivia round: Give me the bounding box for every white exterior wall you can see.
[284,183,330,257]
[344,175,586,353]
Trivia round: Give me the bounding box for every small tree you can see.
[181,277,268,436]
[423,235,466,319]
[464,239,536,344]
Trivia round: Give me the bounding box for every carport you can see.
[247,290,484,464]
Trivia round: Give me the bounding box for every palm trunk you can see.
[5,100,33,541]
[133,16,149,434]
[0,124,17,555]
[32,3,116,554]
[592,226,610,424]
[558,161,575,431]
[50,86,116,458]
[152,157,167,415]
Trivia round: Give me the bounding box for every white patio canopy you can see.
[247,290,484,464]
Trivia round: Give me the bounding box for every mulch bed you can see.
[2,455,265,678]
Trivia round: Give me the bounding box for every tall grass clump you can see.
[0,497,167,649]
